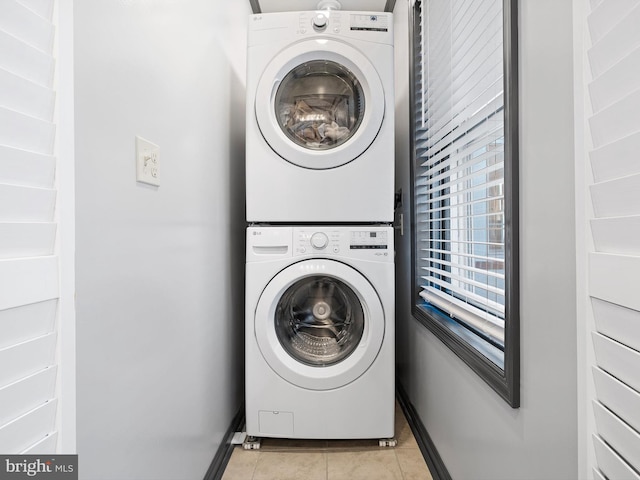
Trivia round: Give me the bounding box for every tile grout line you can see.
[250,449,259,480]
[325,450,329,480]
[394,448,406,480]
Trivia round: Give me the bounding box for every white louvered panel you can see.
[16,0,54,21]
[589,47,640,112]
[21,432,57,454]
[587,1,640,475]
[589,88,640,149]
[1,0,59,456]
[593,332,640,393]
[590,253,640,312]
[593,434,640,480]
[0,1,54,53]
[590,131,640,183]
[0,223,56,259]
[0,68,56,121]
[587,0,637,45]
[0,145,55,188]
[592,216,640,256]
[0,399,56,453]
[587,3,640,78]
[0,184,56,222]
[0,299,56,350]
[0,257,58,311]
[0,30,54,87]
[0,333,56,387]
[593,401,640,472]
[0,107,55,154]
[592,298,640,352]
[0,366,56,425]
[593,468,606,480]
[593,367,640,435]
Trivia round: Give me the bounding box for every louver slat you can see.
[0,400,57,454]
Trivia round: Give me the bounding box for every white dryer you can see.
[245,225,394,440]
[246,11,395,223]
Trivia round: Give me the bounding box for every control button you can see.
[311,232,329,249]
[333,246,340,253]
[313,13,328,31]
[300,246,306,254]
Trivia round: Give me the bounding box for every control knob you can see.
[313,13,328,30]
[310,232,329,250]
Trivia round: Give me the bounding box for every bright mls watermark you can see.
[0,456,77,480]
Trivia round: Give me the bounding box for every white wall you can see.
[394,1,579,478]
[74,1,249,478]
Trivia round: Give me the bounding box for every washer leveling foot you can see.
[243,436,262,450]
[379,438,397,447]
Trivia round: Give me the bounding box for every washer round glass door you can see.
[255,40,385,170]
[255,259,385,390]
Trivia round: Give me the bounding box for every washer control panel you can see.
[294,227,392,260]
[296,230,342,254]
[349,230,388,249]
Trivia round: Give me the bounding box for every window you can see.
[410,0,519,407]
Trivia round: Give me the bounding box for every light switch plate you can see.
[135,136,160,186]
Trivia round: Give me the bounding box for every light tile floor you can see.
[222,402,434,480]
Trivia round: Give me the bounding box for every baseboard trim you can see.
[203,404,245,480]
[396,382,452,480]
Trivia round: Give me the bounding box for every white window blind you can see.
[0,0,59,454]
[415,0,505,348]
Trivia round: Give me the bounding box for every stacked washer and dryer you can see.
[244,5,395,446]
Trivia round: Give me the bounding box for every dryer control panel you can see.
[294,11,392,36]
[248,11,393,48]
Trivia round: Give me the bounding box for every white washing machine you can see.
[246,11,395,223]
[245,225,394,440]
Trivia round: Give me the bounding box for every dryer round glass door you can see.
[274,60,364,152]
[255,40,385,169]
[255,259,385,391]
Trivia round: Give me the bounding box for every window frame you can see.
[409,0,520,408]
